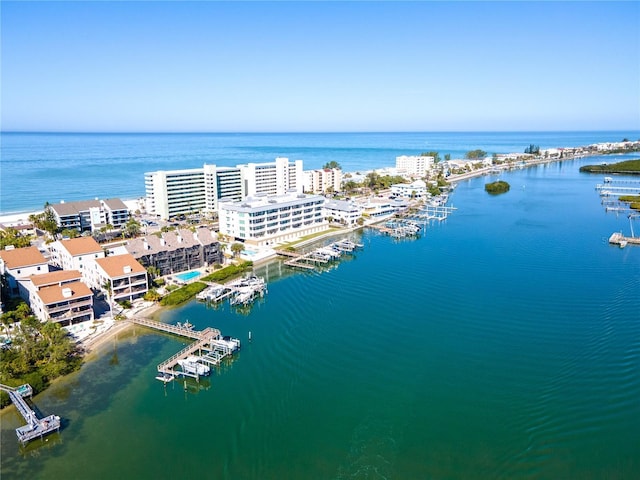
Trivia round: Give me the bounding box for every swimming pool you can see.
[175,270,201,282]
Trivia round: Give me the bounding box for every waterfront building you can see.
[218,193,327,247]
[125,227,223,276]
[355,197,404,219]
[391,180,428,198]
[145,159,300,220]
[145,168,206,220]
[323,199,362,226]
[303,168,342,194]
[94,253,148,303]
[204,164,243,213]
[24,270,94,325]
[396,155,434,178]
[238,157,303,197]
[49,198,130,233]
[48,237,105,287]
[0,246,49,298]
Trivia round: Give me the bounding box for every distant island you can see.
[485,180,510,195]
[579,159,640,175]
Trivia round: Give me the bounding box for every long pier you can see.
[128,318,239,382]
[0,383,61,444]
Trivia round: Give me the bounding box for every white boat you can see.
[177,356,210,376]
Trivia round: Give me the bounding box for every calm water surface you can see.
[2,154,639,479]
[2,130,639,214]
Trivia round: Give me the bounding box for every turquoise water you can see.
[1,154,639,479]
[2,131,639,215]
[174,270,201,282]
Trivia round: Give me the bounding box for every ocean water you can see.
[1,131,639,215]
[1,150,639,479]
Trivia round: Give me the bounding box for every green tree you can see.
[444,153,451,162]
[322,161,341,170]
[231,242,244,257]
[465,149,487,159]
[124,218,141,238]
[29,205,58,237]
[420,151,441,163]
[0,228,32,249]
[60,228,79,239]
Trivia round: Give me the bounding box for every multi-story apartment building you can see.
[218,193,327,247]
[395,155,435,178]
[391,180,428,198]
[49,198,130,232]
[125,227,223,276]
[145,168,206,220]
[49,237,105,287]
[25,270,94,325]
[0,246,49,298]
[238,157,303,197]
[323,199,362,226]
[203,164,243,213]
[303,168,343,194]
[145,159,303,220]
[94,253,148,303]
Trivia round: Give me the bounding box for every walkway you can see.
[0,383,61,445]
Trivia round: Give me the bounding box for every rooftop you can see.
[58,237,103,256]
[0,246,48,269]
[95,253,146,278]
[37,280,93,305]
[30,269,82,287]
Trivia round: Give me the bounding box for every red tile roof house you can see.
[93,253,148,304]
[0,246,50,300]
[24,270,94,325]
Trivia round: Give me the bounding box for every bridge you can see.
[0,383,61,445]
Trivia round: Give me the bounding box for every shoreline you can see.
[79,302,163,355]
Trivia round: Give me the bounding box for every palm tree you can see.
[102,279,114,320]
[231,242,244,258]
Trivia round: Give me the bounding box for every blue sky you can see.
[2,1,639,132]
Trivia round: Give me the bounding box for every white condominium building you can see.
[218,193,327,247]
[49,198,130,233]
[204,165,243,213]
[391,180,428,198]
[48,237,106,288]
[395,155,434,178]
[145,168,206,220]
[303,168,343,194]
[145,158,302,220]
[239,157,303,197]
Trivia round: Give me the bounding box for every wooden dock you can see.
[0,383,61,445]
[609,232,640,247]
[128,318,239,382]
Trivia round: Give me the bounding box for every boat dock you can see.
[609,232,640,248]
[0,383,61,445]
[277,240,362,271]
[128,318,240,382]
[196,275,267,306]
[596,184,640,196]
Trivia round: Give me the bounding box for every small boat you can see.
[177,356,210,376]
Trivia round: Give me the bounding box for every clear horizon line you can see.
[2,129,640,135]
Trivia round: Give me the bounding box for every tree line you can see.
[0,303,81,408]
